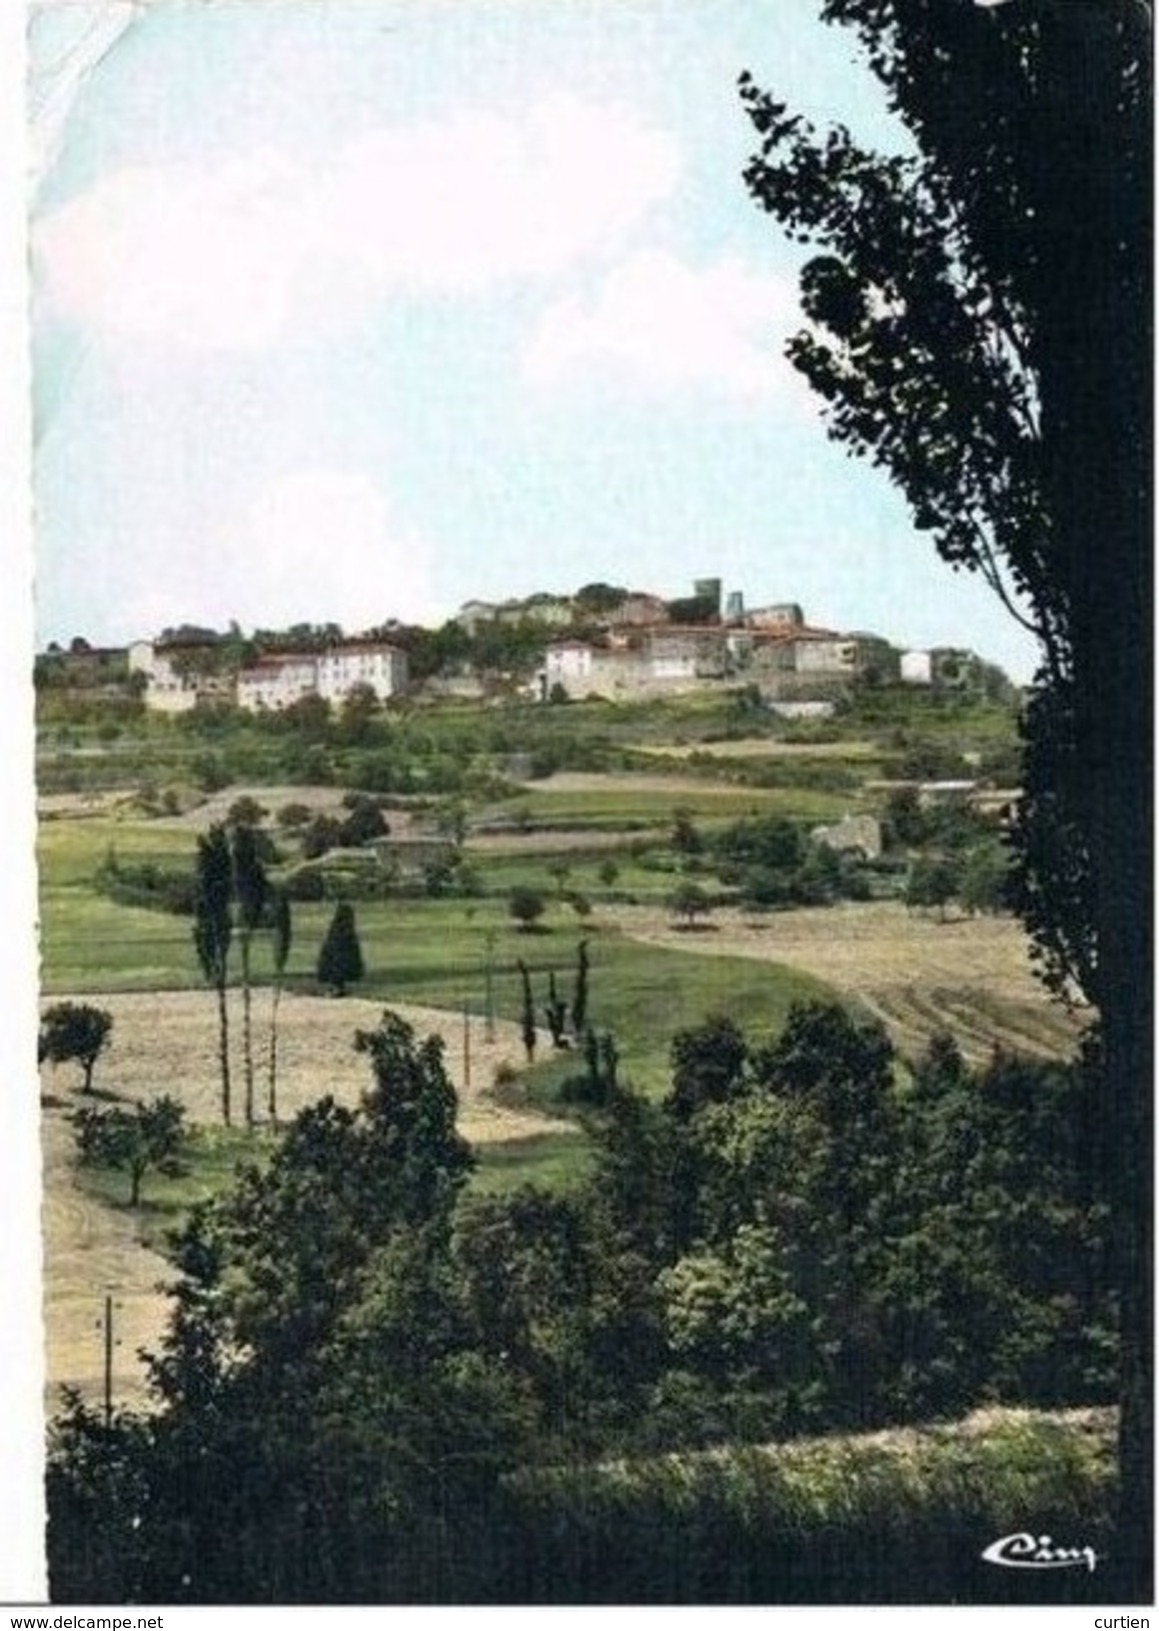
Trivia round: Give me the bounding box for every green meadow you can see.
[39,814,832,1106]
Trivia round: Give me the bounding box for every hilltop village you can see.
[38,576,1011,715]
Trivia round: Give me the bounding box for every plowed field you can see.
[602,900,1085,1064]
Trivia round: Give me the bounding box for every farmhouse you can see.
[236,639,408,712]
[235,653,320,712]
[315,640,408,703]
[745,628,898,701]
[128,637,224,713]
[746,602,805,630]
[540,625,731,700]
[647,626,729,682]
[810,814,884,861]
[495,593,574,628]
[372,833,458,883]
[605,592,669,627]
[901,647,983,691]
[455,600,500,634]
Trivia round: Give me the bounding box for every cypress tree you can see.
[572,938,590,1038]
[317,902,364,997]
[516,960,536,1062]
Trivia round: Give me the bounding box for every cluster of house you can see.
[46,578,987,714]
[126,635,409,714]
[532,590,980,706]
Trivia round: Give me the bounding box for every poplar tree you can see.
[266,889,293,1125]
[742,0,1151,1585]
[193,824,234,1126]
[231,823,270,1129]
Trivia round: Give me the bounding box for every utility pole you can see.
[462,1000,471,1092]
[98,1292,120,1427]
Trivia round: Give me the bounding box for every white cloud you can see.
[107,470,438,637]
[32,96,680,350]
[521,250,810,406]
[212,469,439,629]
[35,151,307,350]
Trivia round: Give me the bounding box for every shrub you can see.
[281,868,326,902]
[509,887,547,931]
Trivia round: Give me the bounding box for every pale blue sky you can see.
[30,0,1042,679]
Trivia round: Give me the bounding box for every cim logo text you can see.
[981,1532,1097,1572]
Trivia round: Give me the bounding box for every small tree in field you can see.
[317,902,365,997]
[669,881,713,931]
[508,886,546,933]
[905,856,960,923]
[39,1003,113,1094]
[670,807,703,857]
[70,1095,187,1207]
[546,859,572,899]
[959,840,1012,918]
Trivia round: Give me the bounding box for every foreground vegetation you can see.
[44,681,1111,1603]
[48,1004,1115,1602]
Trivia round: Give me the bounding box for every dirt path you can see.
[42,991,565,1412]
[602,900,1085,1063]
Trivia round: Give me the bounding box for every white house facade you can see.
[236,655,320,711]
[236,641,408,712]
[316,641,408,703]
[128,639,203,713]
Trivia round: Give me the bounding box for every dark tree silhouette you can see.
[516,959,537,1062]
[742,0,1151,1589]
[317,902,365,997]
[39,1002,113,1094]
[230,822,270,1128]
[572,939,591,1038]
[193,825,234,1125]
[508,886,546,933]
[266,888,293,1124]
[543,970,568,1049]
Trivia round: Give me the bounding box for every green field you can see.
[504,781,849,826]
[39,815,833,1106]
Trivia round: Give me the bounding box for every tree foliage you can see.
[508,886,546,932]
[193,825,234,1123]
[668,880,712,929]
[740,0,1149,1001]
[70,1095,188,1208]
[230,822,270,1127]
[317,902,365,997]
[741,2,1150,1576]
[39,1002,113,1093]
[267,888,293,1124]
[47,997,1119,1600]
